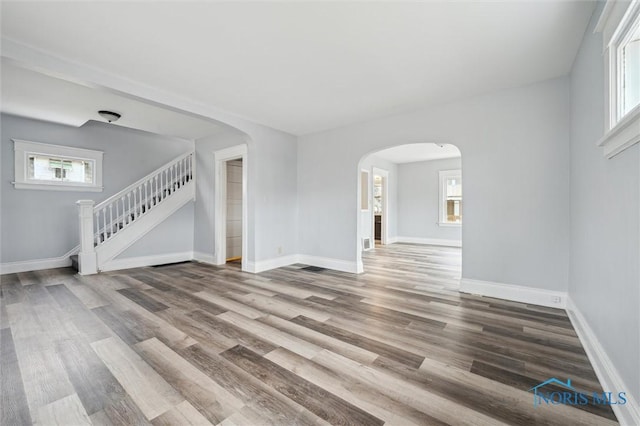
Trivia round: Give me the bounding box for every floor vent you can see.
[151,261,192,268]
[302,266,327,273]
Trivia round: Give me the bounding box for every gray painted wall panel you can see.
[397,158,462,241]
[569,3,640,398]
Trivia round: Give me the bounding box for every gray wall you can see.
[194,125,298,263]
[569,3,640,399]
[397,157,462,242]
[298,77,571,292]
[0,114,194,263]
[359,155,398,246]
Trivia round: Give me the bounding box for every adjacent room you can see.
[1,1,638,425]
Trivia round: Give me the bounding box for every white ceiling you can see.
[1,61,222,140]
[373,143,461,164]
[1,1,595,135]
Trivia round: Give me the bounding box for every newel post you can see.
[77,200,97,275]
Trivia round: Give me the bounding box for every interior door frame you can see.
[214,145,248,271]
[372,167,389,246]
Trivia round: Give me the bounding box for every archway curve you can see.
[356,142,463,273]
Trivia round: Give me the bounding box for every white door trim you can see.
[372,167,389,246]
[214,145,248,271]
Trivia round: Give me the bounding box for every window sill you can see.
[13,182,104,192]
[438,222,462,227]
[597,105,640,159]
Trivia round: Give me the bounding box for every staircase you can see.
[75,152,195,275]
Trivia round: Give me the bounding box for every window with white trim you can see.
[596,1,640,158]
[620,21,640,117]
[13,139,103,192]
[439,169,462,225]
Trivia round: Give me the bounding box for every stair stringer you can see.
[96,180,195,270]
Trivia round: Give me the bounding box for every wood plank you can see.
[117,288,170,313]
[136,337,244,424]
[91,336,184,420]
[217,311,323,359]
[151,400,213,426]
[34,393,91,426]
[56,337,127,416]
[0,328,32,425]
[177,344,329,426]
[265,347,446,426]
[221,345,384,426]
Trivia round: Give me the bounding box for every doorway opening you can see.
[225,159,243,263]
[214,145,248,271]
[372,167,389,246]
[357,143,462,280]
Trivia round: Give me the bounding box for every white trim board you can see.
[460,278,566,309]
[0,245,80,274]
[566,297,640,425]
[192,251,216,265]
[247,254,362,274]
[100,251,194,272]
[298,254,363,274]
[1,249,363,276]
[245,255,299,274]
[395,236,462,248]
[213,144,248,272]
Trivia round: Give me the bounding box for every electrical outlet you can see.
[553,296,561,303]
[277,246,283,255]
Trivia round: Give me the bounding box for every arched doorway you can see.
[356,143,463,283]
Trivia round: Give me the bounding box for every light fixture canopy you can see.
[98,110,121,123]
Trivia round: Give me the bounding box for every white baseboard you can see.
[100,251,193,272]
[192,251,217,265]
[566,297,640,425]
[245,254,361,274]
[297,254,361,274]
[245,255,299,274]
[0,245,80,274]
[460,278,566,308]
[395,236,462,248]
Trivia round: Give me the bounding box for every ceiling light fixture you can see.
[98,110,121,123]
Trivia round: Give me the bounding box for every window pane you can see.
[622,27,640,116]
[446,177,462,198]
[446,200,462,223]
[443,174,462,223]
[29,154,93,184]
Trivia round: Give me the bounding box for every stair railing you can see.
[76,151,194,275]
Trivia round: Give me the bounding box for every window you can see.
[618,12,640,119]
[439,169,462,225]
[13,139,103,191]
[596,1,640,158]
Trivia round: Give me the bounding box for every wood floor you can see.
[0,244,617,425]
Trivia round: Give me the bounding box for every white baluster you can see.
[109,204,114,238]
[127,193,132,225]
[95,211,100,246]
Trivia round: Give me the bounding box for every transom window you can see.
[13,139,103,192]
[439,169,462,225]
[28,156,94,184]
